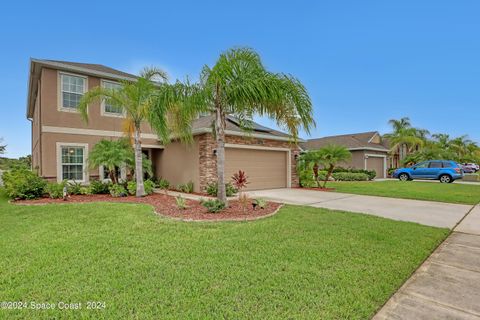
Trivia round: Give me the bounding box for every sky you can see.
[0,1,479,158]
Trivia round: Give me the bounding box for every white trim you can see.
[141,144,164,149]
[99,165,127,182]
[348,147,389,152]
[57,71,88,113]
[100,79,126,118]
[367,132,380,143]
[364,153,387,178]
[56,142,89,184]
[42,126,160,140]
[192,127,303,142]
[225,143,292,188]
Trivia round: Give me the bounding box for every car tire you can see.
[398,173,410,181]
[439,174,452,183]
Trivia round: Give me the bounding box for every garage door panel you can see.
[225,147,287,190]
[366,157,385,179]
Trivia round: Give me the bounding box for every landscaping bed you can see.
[13,193,281,221]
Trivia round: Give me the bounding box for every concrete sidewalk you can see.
[374,205,480,319]
[246,188,472,228]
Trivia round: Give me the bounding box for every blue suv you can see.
[393,160,464,183]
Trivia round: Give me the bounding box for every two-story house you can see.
[27,59,301,192]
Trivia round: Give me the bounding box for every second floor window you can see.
[102,81,123,115]
[61,74,86,109]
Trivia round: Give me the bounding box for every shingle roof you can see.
[39,59,138,80]
[192,115,294,140]
[301,131,389,151]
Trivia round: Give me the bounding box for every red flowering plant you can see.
[231,170,249,213]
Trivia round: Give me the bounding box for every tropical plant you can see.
[192,47,315,203]
[78,67,195,197]
[201,198,226,213]
[206,182,237,197]
[157,178,170,190]
[88,180,111,194]
[297,151,330,188]
[88,139,130,184]
[45,181,66,199]
[67,181,83,195]
[109,184,127,197]
[252,198,267,210]
[175,195,188,210]
[2,167,46,199]
[231,170,248,191]
[177,181,194,193]
[316,144,352,187]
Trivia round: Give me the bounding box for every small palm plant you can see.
[88,139,130,184]
[317,144,351,188]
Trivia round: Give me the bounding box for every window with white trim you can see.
[102,81,123,115]
[61,146,85,181]
[61,74,85,109]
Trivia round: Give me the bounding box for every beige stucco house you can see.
[302,131,390,178]
[27,59,302,192]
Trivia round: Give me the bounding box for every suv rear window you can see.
[442,161,453,168]
[429,162,443,168]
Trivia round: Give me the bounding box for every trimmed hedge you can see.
[332,167,376,180]
[332,172,369,181]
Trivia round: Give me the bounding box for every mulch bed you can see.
[13,193,282,222]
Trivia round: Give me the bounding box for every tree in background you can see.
[78,68,195,197]
[192,47,315,203]
[0,138,5,154]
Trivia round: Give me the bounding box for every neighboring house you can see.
[26,59,301,192]
[301,131,389,178]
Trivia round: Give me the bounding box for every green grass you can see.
[327,180,480,205]
[0,192,448,319]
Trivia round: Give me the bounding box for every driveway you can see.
[246,188,472,228]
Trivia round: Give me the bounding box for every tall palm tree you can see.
[78,67,194,197]
[388,117,411,132]
[193,48,315,203]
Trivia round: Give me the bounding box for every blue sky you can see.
[1,1,479,158]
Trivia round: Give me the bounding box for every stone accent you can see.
[197,133,301,192]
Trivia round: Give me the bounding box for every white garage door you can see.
[225,147,288,190]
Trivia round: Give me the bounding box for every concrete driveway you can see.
[246,188,473,228]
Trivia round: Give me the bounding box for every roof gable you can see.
[302,131,388,151]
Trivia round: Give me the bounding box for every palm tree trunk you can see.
[323,164,334,188]
[215,105,227,204]
[133,126,145,197]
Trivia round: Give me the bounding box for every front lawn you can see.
[0,192,448,319]
[326,180,480,205]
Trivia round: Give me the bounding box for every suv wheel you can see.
[398,173,409,181]
[439,174,452,183]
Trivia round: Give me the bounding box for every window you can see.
[102,81,123,115]
[60,73,86,109]
[442,161,453,168]
[60,146,85,181]
[414,162,429,169]
[429,162,443,168]
[100,165,122,181]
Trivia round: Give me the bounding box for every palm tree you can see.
[88,139,130,184]
[316,144,351,187]
[193,48,315,203]
[78,68,194,197]
[388,117,411,132]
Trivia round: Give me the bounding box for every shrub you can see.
[157,178,170,190]
[89,180,111,194]
[231,170,248,191]
[109,184,127,197]
[252,198,267,209]
[127,181,137,195]
[80,186,91,195]
[67,181,83,195]
[144,179,155,195]
[177,181,194,193]
[45,182,66,199]
[206,182,237,197]
[2,167,47,199]
[201,199,226,213]
[332,172,369,181]
[175,196,188,210]
[332,167,376,180]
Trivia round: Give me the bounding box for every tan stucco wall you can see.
[156,138,200,192]
[40,132,161,181]
[39,68,156,134]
